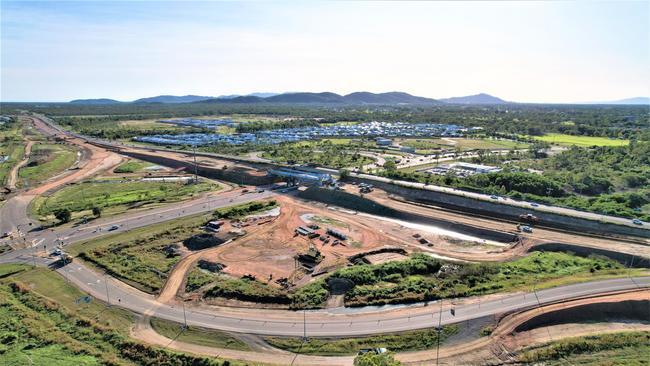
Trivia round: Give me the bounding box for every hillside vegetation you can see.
[0,264,255,366]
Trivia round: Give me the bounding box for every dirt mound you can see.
[183,234,226,250]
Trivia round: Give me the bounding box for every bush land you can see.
[0,264,257,366]
[200,251,643,309]
[517,331,650,365]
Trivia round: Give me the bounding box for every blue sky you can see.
[1,1,648,102]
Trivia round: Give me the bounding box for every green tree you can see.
[92,206,102,218]
[354,352,402,366]
[54,208,71,223]
[383,160,397,172]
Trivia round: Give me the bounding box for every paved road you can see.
[6,246,649,337]
[0,189,275,262]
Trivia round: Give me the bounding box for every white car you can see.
[632,219,643,225]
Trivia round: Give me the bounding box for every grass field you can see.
[264,325,458,355]
[398,137,529,152]
[113,160,156,173]
[68,213,212,293]
[18,143,77,187]
[149,318,251,351]
[32,179,218,223]
[531,133,629,147]
[0,264,257,366]
[517,331,650,365]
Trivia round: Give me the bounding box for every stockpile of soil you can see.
[183,234,225,250]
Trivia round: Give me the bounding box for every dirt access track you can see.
[0,116,123,237]
[352,187,650,265]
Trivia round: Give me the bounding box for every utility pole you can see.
[182,300,188,330]
[303,310,307,341]
[104,274,111,306]
[436,298,443,366]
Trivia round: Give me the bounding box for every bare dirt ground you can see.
[26,117,124,196]
[1,117,124,239]
[398,289,650,365]
[200,195,403,284]
[351,187,650,260]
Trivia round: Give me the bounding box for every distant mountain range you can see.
[439,93,508,104]
[69,92,647,106]
[200,91,442,105]
[586,97,650,105]
[69,91,516,105]
[69,98,124,105]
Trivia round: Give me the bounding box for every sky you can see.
[1,1,649,103]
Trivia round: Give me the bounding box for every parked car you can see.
[108,225,120,231]
[632,219,643,225]
[490,195,499,200]
[530,202,540,207]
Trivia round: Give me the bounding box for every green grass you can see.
[18,143,77,187]
[113,160,155,173]
[306,215,348,228]
[532,133,629,147]
[0,264,258,366]
[32,179,218,222]
[517,331,650,365]
[264,325,458,356]
[399,138,529,151]
[5,266,134,332]
[213,199,277,219]
[0,263,30,278]
[68,213,212,293]
[149,318,251,351]
[185,267,218,292]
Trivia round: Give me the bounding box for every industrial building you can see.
[376,137,392,146]
[269,167,334,186]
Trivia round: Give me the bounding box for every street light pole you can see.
[303,310,307,341]
[104,274,111,306]
[436,298,443,366]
